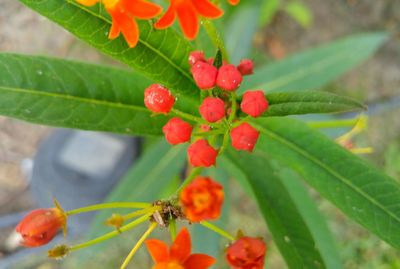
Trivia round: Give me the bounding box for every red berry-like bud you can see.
[240,90,269,118]
[199,97,226,123]
[162,117,193,145]
[144,84,175,114]
[216,64,243,91]
[191,62,218,90]
[188,50,206,66]
[187,139,218,167]
[16,207,67,247]
[237,59,254,75]
[230,122,260,152]
[226,237,267,269]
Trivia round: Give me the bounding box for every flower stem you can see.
[120,222,158,269]
[169,218,177,241]
[66,202,150,216]
[70,213,152,252]
[307,118,358,129]
[228,93,237,123]
[171,108,202,123]
[176,167,203,194]
[200,221,235,241]
[202,19,230,62]
[123,206,161,221]
[66,202,151,216]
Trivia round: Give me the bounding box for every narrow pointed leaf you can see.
[240,33,387,93]
[253,117,400,248]
[19,0,197,97]
[0,53,196,136]
[225,150,334,269]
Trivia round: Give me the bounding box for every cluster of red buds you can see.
[144,51,269,167]
[15,50,268,269]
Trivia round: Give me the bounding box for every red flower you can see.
[16,207,67,247]
[180,176,224,222]
[145,227,216,269]
[216,64,243,91]
[230,122,260,152]
[189,51,206,66]
[199,97,226,123]
[76,0,162,48]
[226,237,266,269]
[144,84,175,114]
[187,139,218,167]
[237,59,254,76]
[163,117,193,145]
[154,0,224,40]
[191,61,218,90]
[240,90,269,118]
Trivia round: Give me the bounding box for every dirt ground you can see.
[0,0,399,268]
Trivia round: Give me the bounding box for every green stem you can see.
[307,118,358,129]
[120,222,158,269]
[169,218,177,241]
[176,167,203,194]
[219,130,230,155]
[200,221,235,241]
[228,93,238,123]
[70,213,152,251]
[66,202,151,216]
[202,19,230,62]
[171,108,203,123]
[192,130,225,137]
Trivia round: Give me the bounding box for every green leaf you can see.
[240,33,388,93]
[253,117,400,249]
[0,53,196,136]
[259,0,280,26]
[225,150,332,269]
[19,0,197,97]
[258,91,366,117]
[284,1,313,28]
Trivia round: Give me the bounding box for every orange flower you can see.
[180,176,224,222]
[16,207,67,247]
[226,236,266,269]
[76,0,162,47]
[145,227,215,269]
[227,0,240,5]
[154,0,224,40]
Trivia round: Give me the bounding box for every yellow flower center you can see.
[167,261,184,269]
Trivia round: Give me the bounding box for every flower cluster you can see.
[76,0,239,47]
[144,51,269,168]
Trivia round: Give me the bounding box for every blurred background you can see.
[0,0,399,268]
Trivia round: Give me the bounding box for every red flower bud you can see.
[16,208,67,247]
[162,117,193,145]
[180,176,224,222]
[144,84,175,114]
[240,90,269,118]
[237,59,254,76]
[226,237,267,269]
[230,122,260,152]
[199,97,226,123]
[187,139,218,167]
[188,50,206,66]
[216,64,243,91]
[191,61,218,90]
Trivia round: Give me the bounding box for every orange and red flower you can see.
[180,176,224,222]
[154,0,224,40]
[145,227,215,269]
[76,0,162,47]
[16,207,67,247]
[226,236,267,269]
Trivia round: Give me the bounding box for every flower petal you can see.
[170,228,191,263]
[108,6,140,47]
[183,254,216,269]
[145,239,170,263]
[122,0,163,19]
[228,0,240,5]
[108,20,121,40]
[192,0,224,18]
[154,4,176,29]
[176,0,199,40]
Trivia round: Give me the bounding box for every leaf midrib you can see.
[64,0,195,86]
[0,85,149,112]
[253,121,400,227]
